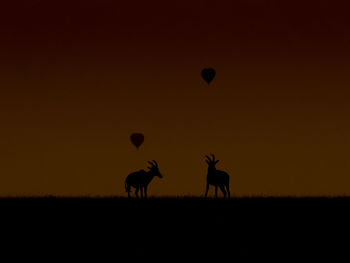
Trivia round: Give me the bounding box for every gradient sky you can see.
[1,0,350,196]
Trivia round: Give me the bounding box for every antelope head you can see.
[205,154,219,170]
[147,160,163,178]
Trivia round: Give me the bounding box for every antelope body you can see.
[125,160,162,198]
[204,154,230,198]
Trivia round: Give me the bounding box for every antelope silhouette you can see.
[204,154,230,198]
[125,160,163,198]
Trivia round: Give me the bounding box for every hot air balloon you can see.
[130,133,144,149]
[201,68,216,85]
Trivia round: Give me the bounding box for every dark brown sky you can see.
[1,0,350,196]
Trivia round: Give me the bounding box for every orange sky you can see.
[1,0,350,196]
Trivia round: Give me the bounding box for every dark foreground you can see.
[1,196,349,259]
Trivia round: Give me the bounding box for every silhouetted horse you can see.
[204,154,230,198]
[125,160,163,198]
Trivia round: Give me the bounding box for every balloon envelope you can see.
[201,68,216,84]
[130,133,144,149]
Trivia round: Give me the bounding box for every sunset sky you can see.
[1,0,350,196]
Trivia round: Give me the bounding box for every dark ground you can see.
[1,197,349,260]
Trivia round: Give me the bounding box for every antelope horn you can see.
[148,161,155,167]
[152,160,158,167]
[210,154,215,161]
[205,155,211,162]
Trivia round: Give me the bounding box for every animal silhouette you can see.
[125,160,163,198]
[204,154,230,198]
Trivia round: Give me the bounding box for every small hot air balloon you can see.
[201,68,216,85]
[130,133,144,149]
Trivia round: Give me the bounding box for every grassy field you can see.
[1,196,348,259]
